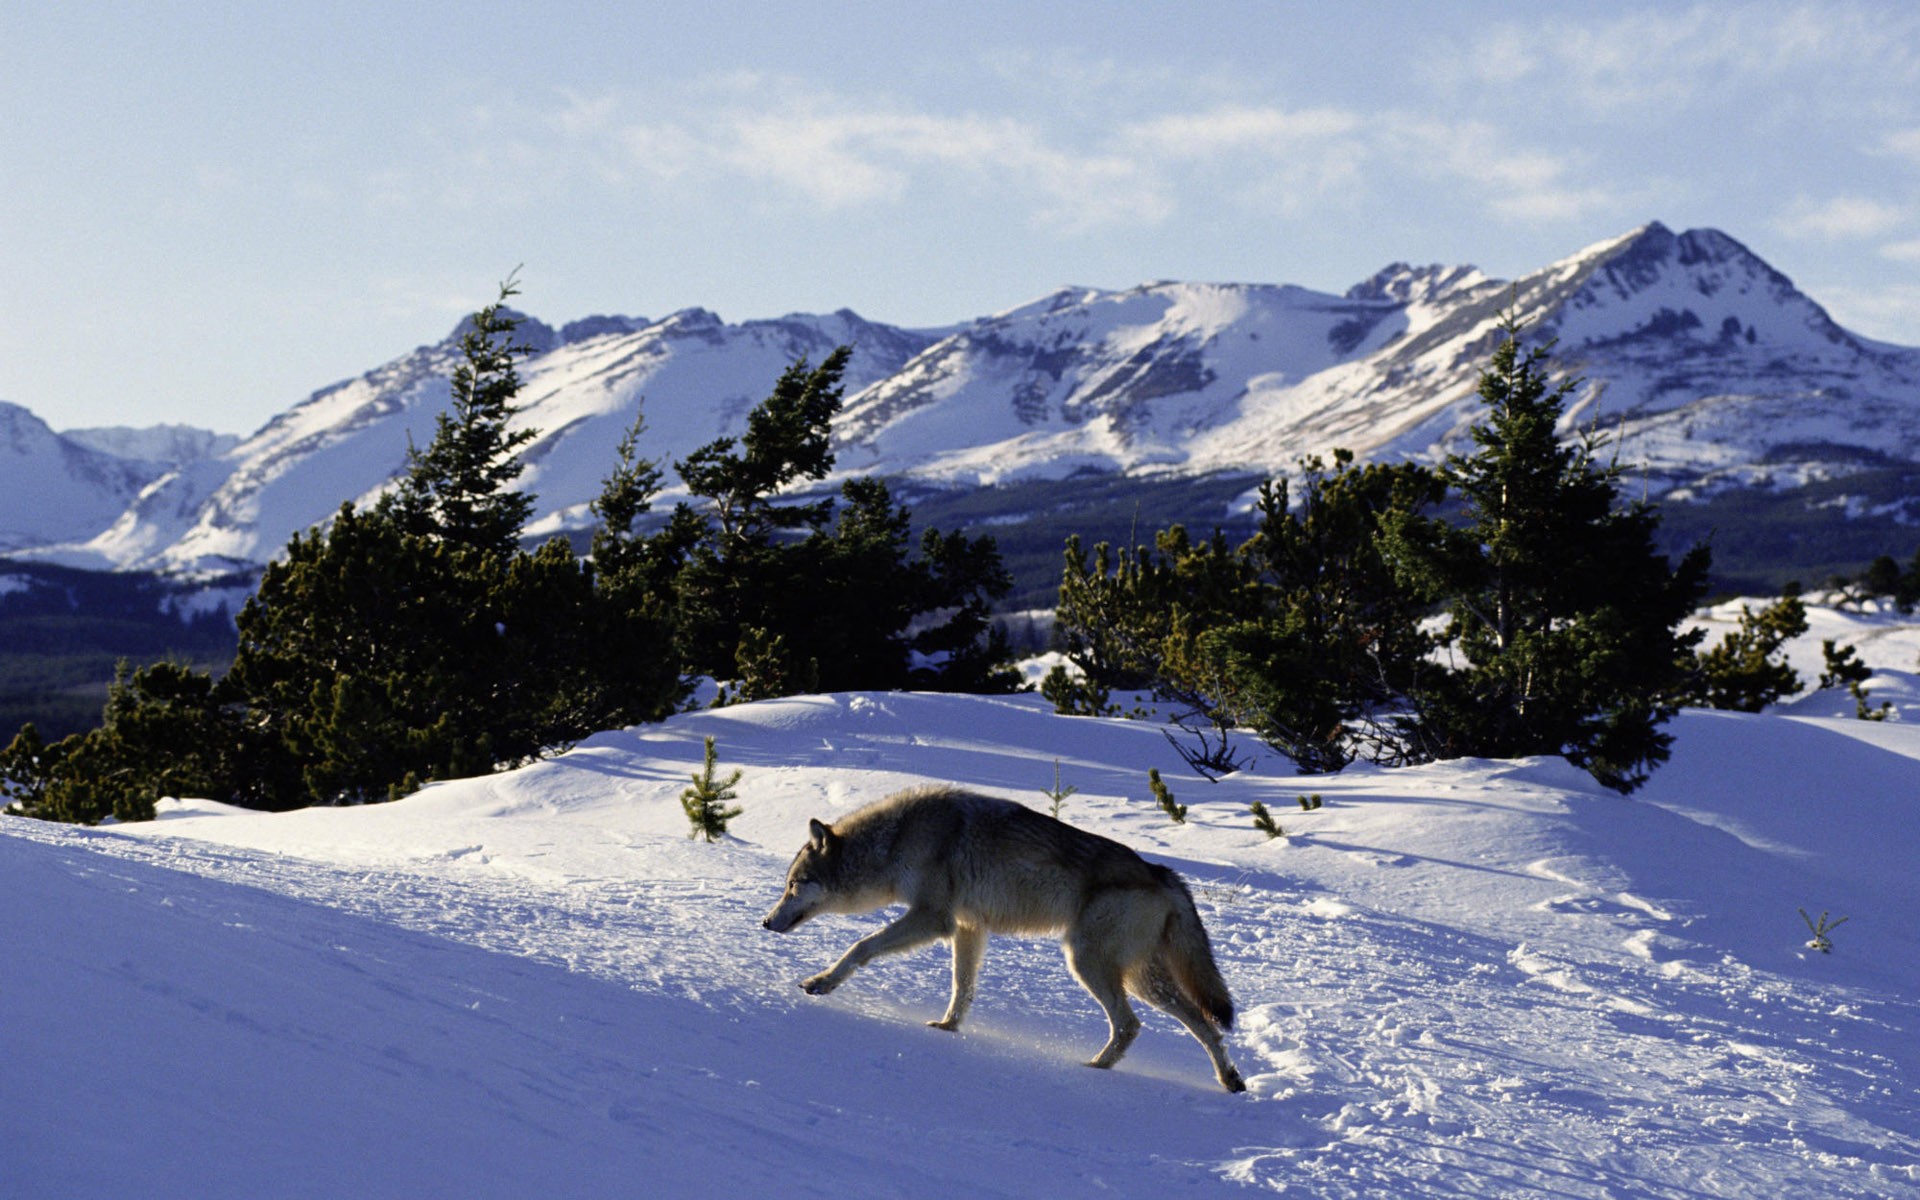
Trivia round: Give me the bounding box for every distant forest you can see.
[0,561,244,740]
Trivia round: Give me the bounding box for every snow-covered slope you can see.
[6,621,1918,1194]
[0,402,175,551]
[22,221,1920,572]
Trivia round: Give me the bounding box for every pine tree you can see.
[1382,312,1710,792]
[9,278,689,822]
[669,349,853,680]
[0,662,268,823]
[1040,758,1077,818]
[1147,767,1186,824]
[1688,592,1807,711]
[380,273,539,557]
[681,735,744,841]
[1248,800,1284,839]
[1202,453,1443,772]
[660,349,1016,696]
[1818,639,1890,720]
[1040,663,1113,717]
[225,279,682,807]
[1050,452,1441,774]
[1055,527,1258,694]
[229,505,503,805]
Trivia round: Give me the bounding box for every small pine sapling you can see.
[1041,664,1113,717]
[681,735,744,842]
[1041,757,1078,819]
[1798,907,1850,954]
[1819,639,1891,721]
[1148,767,1186,824]
[1249,800,1284,839]
[1298,794,1324,811]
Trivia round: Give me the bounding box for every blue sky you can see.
[5,1,1920,433]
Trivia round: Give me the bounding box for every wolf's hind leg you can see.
[801,905,953,996]
[1136,963,1247,1093]
[930,924,986,1031]
[1064,937,1140,1069]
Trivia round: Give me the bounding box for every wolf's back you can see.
[1151,865,1235,1030]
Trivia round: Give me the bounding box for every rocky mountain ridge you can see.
[8,221,1918,575]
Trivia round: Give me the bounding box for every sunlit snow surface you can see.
[6,618,1919,1197]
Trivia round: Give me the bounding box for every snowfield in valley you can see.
[6,618,1920,1197]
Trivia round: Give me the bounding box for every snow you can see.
[6,644,1919,1196]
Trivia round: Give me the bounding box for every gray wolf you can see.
[762,785,1245,1092]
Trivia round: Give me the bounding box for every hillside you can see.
[5,614,1917,1197]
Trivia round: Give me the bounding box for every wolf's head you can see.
[762,818,841,932]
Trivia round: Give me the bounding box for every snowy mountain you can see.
[59,424,241,471]
[836,223,1920,492]
[44,307,938,573]
[17,221,1920,574]
[0,402,186,552]
[6,608,1919,1196]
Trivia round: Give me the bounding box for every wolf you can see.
[762,785,1246,1092]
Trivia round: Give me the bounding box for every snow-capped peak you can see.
[14,222,1920,571]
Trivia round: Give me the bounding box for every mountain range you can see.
[7,221,1919,578]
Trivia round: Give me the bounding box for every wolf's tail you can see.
[1152,865,1235,1030]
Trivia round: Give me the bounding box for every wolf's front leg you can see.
[801,906,953,996]
[929,924,985,1030]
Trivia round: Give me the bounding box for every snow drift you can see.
[6,618,1919,1195]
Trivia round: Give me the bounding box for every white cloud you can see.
[704,101,1171,229]
[1433,2,1920,123]
[1123,105,1360,157]
[1882,127,1920,164]
[1377,116,1617,224]
[1774,196,1908,240]
[1880,238,1920,264]
[403,78,1634,238]
[1114,104,1366,218]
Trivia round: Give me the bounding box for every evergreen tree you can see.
[1147,767,1186,824]
[1863,555,1902,602]
[681,735,743,841]
[1050,453,1440,774]
[1900,548,1920,613]
[1055,525,1262,695]
[669,350,853,679]
[898,521,1020,693]
[380,274,539,557]
[1687,592,1807,711]
[1248,800,1284,839]
[1,662,269,823]
[1818,638,1890,720]
[227,278,681,807]
[1202,453,1444,772]
[7,278,693,822]
[659,348,1016,696]
[576,409,689,724]
[1382,313,1710,792]
[228,505,505,805]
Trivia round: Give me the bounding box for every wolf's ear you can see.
[808,818,838,851]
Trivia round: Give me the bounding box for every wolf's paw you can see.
[927,1017,961,1031]
[800,973,839,996]
[1220,1069,1248,1094]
